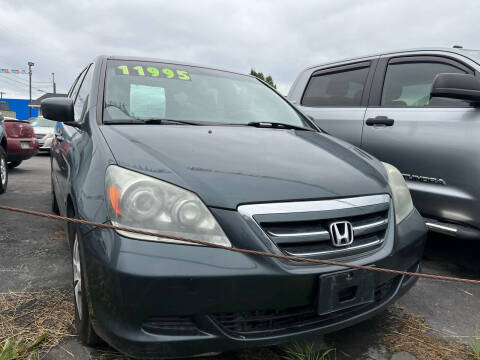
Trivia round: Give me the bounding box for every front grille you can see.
[212,275,400,337]
[142,316,200,336]
[238,195,391,259]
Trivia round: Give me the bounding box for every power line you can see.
[0,74,48,91]
[0,73,51,85]
[0,74,49,93]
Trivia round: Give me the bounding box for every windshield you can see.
[30,118,57,127]
[104,60,315,130]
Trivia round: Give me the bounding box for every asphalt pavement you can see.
[1,156,479,360]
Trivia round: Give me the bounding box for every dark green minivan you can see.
[41,56,426,359]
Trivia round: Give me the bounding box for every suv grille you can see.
[238,195,391,259]
[212,275,400,337]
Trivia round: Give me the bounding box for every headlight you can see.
[383,163,414,224]
[105,165,231,247]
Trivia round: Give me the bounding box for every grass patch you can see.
[383,310,477,360]
[0,289,74,359]
[0,335,44,360]
[282,342,336,360]
[472,327,480,360]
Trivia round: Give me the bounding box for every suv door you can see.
[293,60,376,147]
[362,55,480,228]
[52,65,93,212]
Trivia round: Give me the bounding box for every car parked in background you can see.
[288,47,480,240]
[0,113,8,193]
[3,116,38,168]
[30,117,56,152]
[42,56,426,359]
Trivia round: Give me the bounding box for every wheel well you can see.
[0,136,7,154]
[67,196,75,217]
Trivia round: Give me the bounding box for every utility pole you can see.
[0,91,5,99]
[28,61,34,119]
[52,72,56,94]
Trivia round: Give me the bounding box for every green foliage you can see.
[0,335,45,360]
[282,342,336,360]
[250,68,277,89]
[472,327,480,360]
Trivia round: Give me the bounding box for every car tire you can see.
[0,147,8,194]
[8,161,22,169]
[68,218,101,346]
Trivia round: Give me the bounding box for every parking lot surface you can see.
[1,156,479,360]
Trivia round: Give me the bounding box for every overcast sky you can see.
[0,0,479,99]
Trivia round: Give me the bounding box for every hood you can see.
[100,125,389,209]
[33,126,54,136]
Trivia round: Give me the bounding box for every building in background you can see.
[0,98,38,120]
[0,101,17,118]
[0,93,66,120]
[31,93,67,117]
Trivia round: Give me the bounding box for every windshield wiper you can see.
[139,118,202,125]
[104,118,202,125]
[246,121,315,131]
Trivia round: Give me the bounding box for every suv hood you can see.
[100,125,389,209]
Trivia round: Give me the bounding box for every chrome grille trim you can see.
[238,194,389,217]
[238,194,391,259]
[267,229,329,238]
[283,238,383,257]
[353,219,388,236]
[267,218,388,238]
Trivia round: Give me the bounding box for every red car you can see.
[4,117,39,168]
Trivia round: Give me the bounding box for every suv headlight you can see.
[383,163,414,224]
[105,165,231,247]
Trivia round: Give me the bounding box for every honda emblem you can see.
[329,221,354,247]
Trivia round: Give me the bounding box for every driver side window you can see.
[381,61,472,107]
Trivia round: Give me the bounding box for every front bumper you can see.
[38,136,53,151]
[7,138,39,162]
[80,208,426,359]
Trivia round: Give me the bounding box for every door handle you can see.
[365,116,394,126]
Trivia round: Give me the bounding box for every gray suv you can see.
[288,47,480,240]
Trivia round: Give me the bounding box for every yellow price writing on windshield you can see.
[116,65,191,81]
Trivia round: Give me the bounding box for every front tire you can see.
[0,147,8,194]
[8,160,22,169]
[68,219,101,345]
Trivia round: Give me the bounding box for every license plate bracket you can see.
[318,268,375,315]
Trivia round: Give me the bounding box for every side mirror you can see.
[430,73,480,103]
[41,97,75,123]
[0,113,3,123]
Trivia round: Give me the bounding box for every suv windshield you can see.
[30,118,57,127]
[104,60,315,130]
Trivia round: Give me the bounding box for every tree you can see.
[250,69,277,89]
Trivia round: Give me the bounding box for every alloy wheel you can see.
[72,235,83,320]
[0,156,6,187]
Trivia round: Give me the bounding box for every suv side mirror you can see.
[41,97,75,123]
[430,73,480,103]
